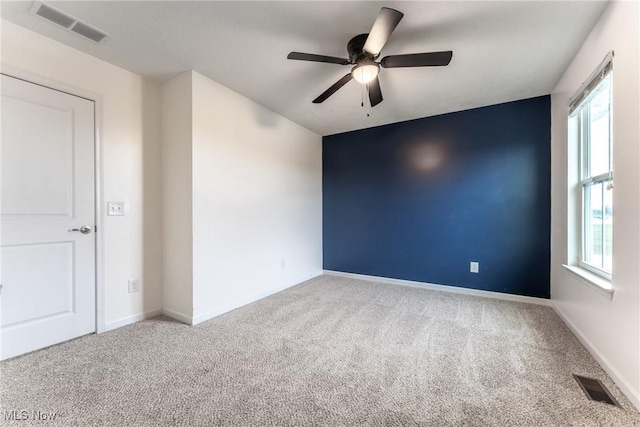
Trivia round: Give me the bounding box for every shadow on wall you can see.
[252,103,280,128]
[141,79,163,315]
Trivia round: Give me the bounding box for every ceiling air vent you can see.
[30,1,110,44]
[33,2,75,28]
[70,21,109,43]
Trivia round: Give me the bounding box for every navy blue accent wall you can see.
[323,96,551,298]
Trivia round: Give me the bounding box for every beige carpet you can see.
[1,275,639,426]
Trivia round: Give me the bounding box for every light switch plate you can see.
[107,201,124,216]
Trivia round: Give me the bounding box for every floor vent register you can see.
[573,374,620,407]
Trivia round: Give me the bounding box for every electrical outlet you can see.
[470,262,479,273]
[108,201,125,216]
[128,279,139,293]
[281,259,286,269]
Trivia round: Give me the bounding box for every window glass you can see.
[587,76,611,177]
[584,182,603,269]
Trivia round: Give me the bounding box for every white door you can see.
[1,74,96,360]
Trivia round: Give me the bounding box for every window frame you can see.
[572,66,613,281]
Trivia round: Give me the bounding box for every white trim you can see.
[0,65,100,102]
[104,309,162,332]
[323,270,552,306]
[562,264,614,299]
[94,97,106,333]
[552,302,640,411]
[191,271,323,325]
[161,308,194,326]
[0,66,107,334]
[578,260,612,282]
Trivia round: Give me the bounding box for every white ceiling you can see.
[1,1,607,136]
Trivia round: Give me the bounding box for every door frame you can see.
[1,66,107,333]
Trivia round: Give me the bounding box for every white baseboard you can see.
[323,270,552,306]
[161,308,194,325]
[552,303,640,411]
[160,271,323,327]
[191,270,323,326]
[103,308,163,332]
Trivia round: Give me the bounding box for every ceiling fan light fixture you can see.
[352,60,379,84]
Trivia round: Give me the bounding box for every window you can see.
[569,56,613,279]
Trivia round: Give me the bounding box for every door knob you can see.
[69,225,92,234]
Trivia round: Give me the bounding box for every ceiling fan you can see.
[287,7,453,108]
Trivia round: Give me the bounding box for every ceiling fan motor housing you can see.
[347,33,372,63]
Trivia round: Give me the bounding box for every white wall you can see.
[2,22,321,330]
[550,1,639,408]
[190,71,322,322]
[1,21,163,328]
[161,72,193,320]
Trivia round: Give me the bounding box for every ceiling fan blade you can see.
[287,52,350,65]
[363,7,404,57]
[313,73,353,103]
[367,77,383,107]
[380,51,453,68]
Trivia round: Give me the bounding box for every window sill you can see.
[562,264,614,300]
